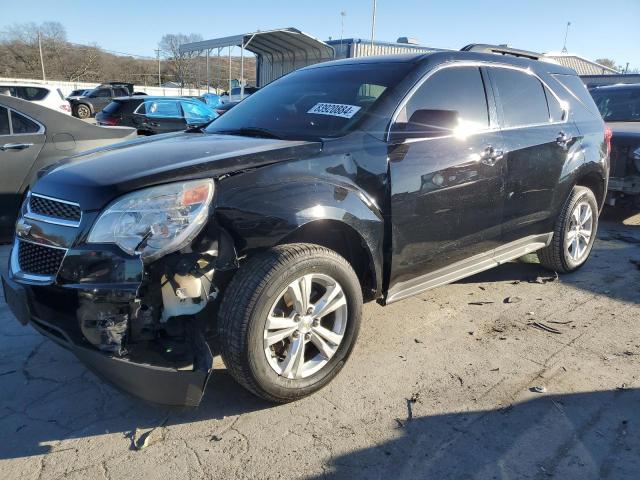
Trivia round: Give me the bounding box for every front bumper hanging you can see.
[2,244,215,407]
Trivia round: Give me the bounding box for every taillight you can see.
[60,104,71,112]
[604,125,613,155]
[100,116,120,126]
[215,109,225,115]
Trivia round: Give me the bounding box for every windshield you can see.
[206,62,412,139]
[591,88,640,122]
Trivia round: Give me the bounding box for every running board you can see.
[384,233,553,304]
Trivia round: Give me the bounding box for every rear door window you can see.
[10,110,41,134]
[399,66,489,135]
[95,89,111,97]
[144,100,181,118]
[489,68,550,127]
[18,87,49,101]
[0,106,9,135]
[544,87,566,123]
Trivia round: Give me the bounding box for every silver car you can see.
[0,95,136,240]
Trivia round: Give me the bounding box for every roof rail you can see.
[460,44,542,61]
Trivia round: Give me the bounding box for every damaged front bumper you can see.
[2,240,215,407]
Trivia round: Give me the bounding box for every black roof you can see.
[304,50,576,76]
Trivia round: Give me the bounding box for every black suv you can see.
[70,83,134,119]
[96,96,217,134]
[590,83,640,207]
[1,47,608,406]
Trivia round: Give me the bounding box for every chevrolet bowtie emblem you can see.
[16,219,32,238]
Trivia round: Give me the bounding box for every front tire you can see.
[74,104,91,119]
[217,243,362,403]
[537,186,599,273]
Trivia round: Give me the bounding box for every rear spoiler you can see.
[461,44,543,61]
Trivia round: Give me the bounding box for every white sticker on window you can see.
[307,103,361,119]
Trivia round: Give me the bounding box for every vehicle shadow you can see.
[457,207,640,305]
[309,388,640,480]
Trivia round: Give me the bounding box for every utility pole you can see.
[370,0,377,48]
[561,21,571,53]
[155,49,161,86]
[339,11,346,58]
[38,31,46,81]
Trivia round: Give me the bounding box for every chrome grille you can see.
[17,240,66,276]
[28,194,81,224]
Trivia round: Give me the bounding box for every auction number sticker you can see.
[307,103,361,119]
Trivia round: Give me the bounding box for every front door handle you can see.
[556,131,573,147]
[480,146,504,166]
[0,143,33,151]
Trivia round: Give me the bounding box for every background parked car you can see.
[66,89,94,101]
[219,86,259,103]
[214,101,239,116]
[0,95,136,241]
[96,96,217,135]
[590,83,640,207]
[69,82,133,119]
[201,93,221,107]
[0,83,71,115]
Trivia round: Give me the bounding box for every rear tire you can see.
[217,243,362,403]
[537,186,599,273]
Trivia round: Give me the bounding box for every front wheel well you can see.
[278,220,378,301]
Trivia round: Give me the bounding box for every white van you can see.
[0,83,71,115]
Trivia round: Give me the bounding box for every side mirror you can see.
[390,109,459,142]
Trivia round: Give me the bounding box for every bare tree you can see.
[0,22,103,81]
[595,58,618,71]
[158,33,203,87]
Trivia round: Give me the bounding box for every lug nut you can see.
[307,307,314,315]
[292,331,300,338]
[304,333,311,341]
[313,319,320,327]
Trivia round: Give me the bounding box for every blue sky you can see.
[1,0,638,68]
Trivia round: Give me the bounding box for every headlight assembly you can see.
[88,179,214,262]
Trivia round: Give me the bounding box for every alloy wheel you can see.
[263,273,348,379]
[566,200,593,262]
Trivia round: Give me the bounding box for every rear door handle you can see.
[556,131,573,147]
[0,143,33,151]
[480,146,504,166]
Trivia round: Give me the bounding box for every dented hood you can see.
[32,132,322,210]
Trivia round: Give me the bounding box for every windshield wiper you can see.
[214,127,283,139]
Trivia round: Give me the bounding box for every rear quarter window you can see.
[551,74,600,117]
[10,110,40,134]
[0,106,9,135]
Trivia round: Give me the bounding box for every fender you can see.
[213,160,385,297]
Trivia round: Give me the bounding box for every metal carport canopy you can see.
[179,28,335,90]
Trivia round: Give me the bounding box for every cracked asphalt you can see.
[1,208,639,480]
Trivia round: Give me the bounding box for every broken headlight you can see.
[88,179,214,262]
